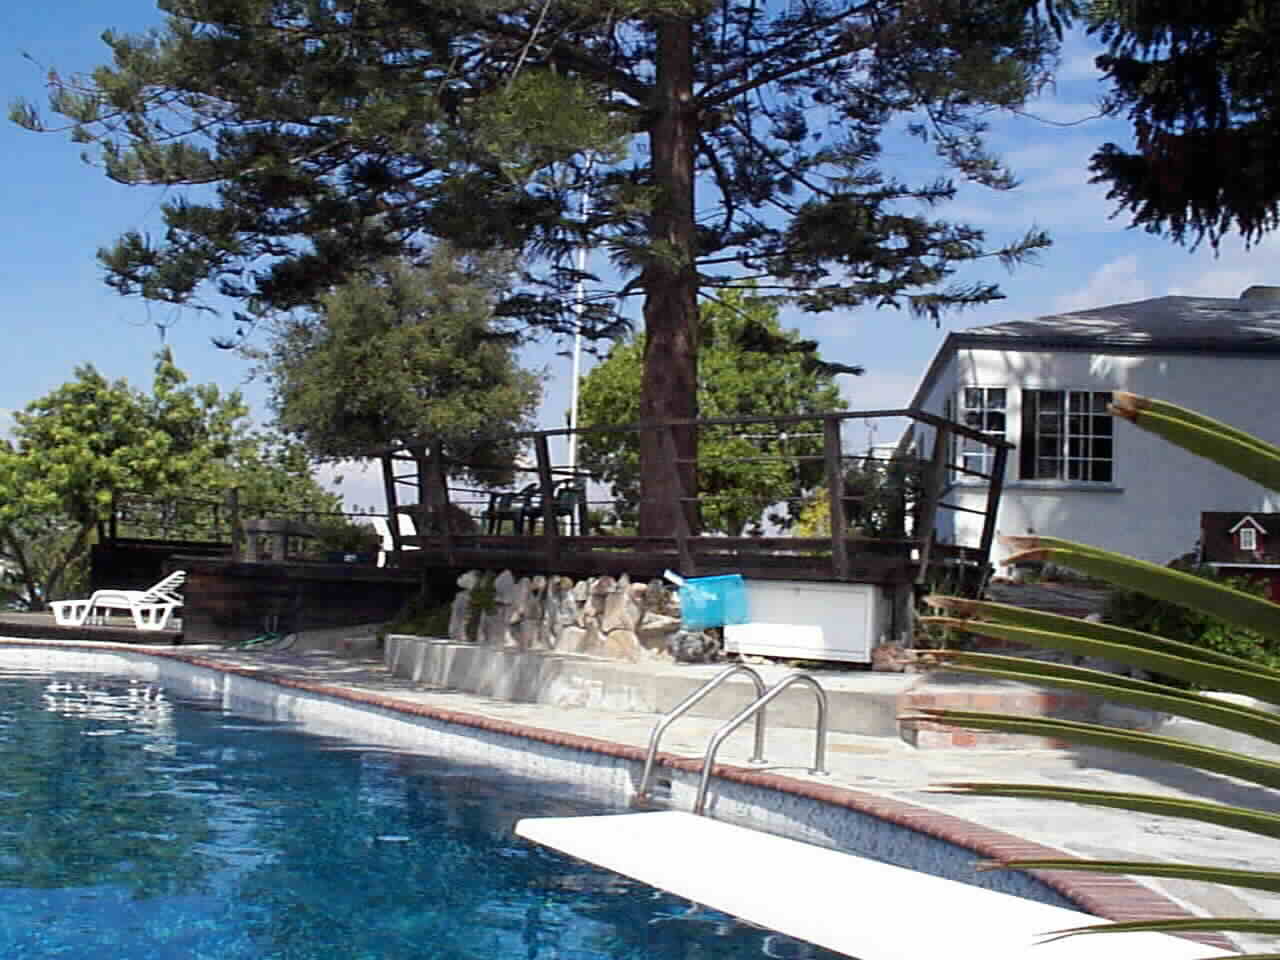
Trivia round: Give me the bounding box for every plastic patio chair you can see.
[520,481,586,535]
[512,483,544,534]
[51,570,186,631]
[552,482,587,535]
[485,490,522,534]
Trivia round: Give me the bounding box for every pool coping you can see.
[0,637,1233,951]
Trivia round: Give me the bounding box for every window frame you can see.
[954,386,1007,482]
[1018,388,1115,484]
[1240,527,1258,552]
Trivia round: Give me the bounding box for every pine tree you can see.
[578,289,848,535]
[15,0,1066,534]
[1088,0,1280,247]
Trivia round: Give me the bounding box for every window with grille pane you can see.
[1019,390,1113,482]
[957,387,1006,479]
[1240,527,1258,552]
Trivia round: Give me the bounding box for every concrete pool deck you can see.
[3,628,1274,953]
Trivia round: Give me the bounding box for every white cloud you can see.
[1051,255,1149,313]
[1166,234,1280,298]
[1003,140,1090,172]
[947,153,1121,236]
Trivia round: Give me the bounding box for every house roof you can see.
[909,290,1280,408]
[958,294,1280,351]
[1228,515,1268,535]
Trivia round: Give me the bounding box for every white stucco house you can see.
[907,287,1280,570]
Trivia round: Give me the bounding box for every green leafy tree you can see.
[914,393,1280,948]
[109,429,346,543]
[262,251,541,525]
[216,430,345,520]
[0,352,341,609]
[15,0,1064,535]
[1085,0,1280,247]
[2,439,347,610]
[0,351,245,607]
[0,516,93,611]
[793,456,921,540]
[579,290,846,535]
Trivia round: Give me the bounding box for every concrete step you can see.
[383,636,1143,745]
[384,635,909,736]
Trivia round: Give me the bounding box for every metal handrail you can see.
[634,664,768,803]
[694,672,828,816]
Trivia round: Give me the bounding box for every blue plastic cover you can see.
[678,574,749,630]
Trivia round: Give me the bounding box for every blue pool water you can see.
[0,670,846,959]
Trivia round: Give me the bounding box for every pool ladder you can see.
[634,664,829,817]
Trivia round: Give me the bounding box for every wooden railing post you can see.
[534,434,558,567]
[977,444,1008,575]
[381,453,401,554]
[914,424,950,584]
[227,487,245,561]
[824,416,849,580]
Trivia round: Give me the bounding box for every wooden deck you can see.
[89,407,1008,598]
[0,612,184,645]
[383,407,1008,590]
[393,532,972,584]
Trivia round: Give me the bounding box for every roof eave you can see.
[949,333,1280,354]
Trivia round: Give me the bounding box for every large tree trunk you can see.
[639,17,700,538]
[414,441,453,533]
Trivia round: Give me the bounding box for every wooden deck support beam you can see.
[824,416,849,580]
[977,445,1008,579]
[914,424,950,584]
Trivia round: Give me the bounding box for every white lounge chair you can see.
[369,515,420,567]
[51,570,186,631]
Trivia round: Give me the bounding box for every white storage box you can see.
[723,580,885,663]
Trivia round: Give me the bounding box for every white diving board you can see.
[515,811,1229,960]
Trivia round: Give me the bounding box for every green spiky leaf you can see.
[927,783,1280,839]
[918,650,1280,744]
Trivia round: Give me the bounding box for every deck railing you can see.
[378,408,1011,588]
[103,409,1010,589]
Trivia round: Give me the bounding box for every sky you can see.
[4,3,1280,511]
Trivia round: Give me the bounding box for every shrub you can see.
[1106,558,1280,677]
[310,516,382,556]
[383,581,451,639]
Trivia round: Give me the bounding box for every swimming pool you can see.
[0,667,842,959]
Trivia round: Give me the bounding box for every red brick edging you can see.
[898,688,1100,749]
[3,639,1233,952]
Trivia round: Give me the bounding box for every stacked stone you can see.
[446,569,718,663]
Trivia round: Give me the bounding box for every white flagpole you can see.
[567,182,592,476]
